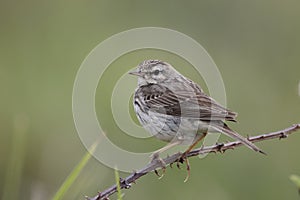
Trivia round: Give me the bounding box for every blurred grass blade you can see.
[114,168,123,200]
[2,115,29,200]
[290,174,300,195]
[290,174,300,187]
[52,140,99,200]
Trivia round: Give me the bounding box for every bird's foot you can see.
[150,152,166,179]
[176,152,191,182]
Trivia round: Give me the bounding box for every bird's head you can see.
[129,60,180,85]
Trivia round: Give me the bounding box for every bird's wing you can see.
[135,83,237,122]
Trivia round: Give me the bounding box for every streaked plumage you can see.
[130,60,264,154]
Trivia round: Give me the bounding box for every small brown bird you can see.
[129,60,264,180]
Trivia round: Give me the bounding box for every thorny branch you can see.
[86,124,300,200]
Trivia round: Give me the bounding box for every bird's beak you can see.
[128,70,144,77]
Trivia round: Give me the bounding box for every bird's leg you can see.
[150,141,181,178]
[177,132,207,182]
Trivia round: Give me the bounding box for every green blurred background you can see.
[1,0,300,199]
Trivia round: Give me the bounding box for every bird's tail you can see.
[213,123,266,155]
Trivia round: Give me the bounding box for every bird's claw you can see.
[150,153,166,179]
[176,153,191,182]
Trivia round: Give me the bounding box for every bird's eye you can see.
[153,69,160,75]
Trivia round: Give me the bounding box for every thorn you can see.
[124,185,131,189]
[259,150,267,156]
[216,142,224,152]
[279,132,288,139]
[132,170,138,178]
[246,134,250,140]
[120,178,131,189]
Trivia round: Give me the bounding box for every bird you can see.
[129,59,264,180]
